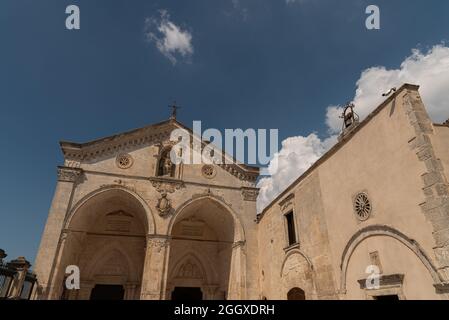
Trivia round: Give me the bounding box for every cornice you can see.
[60,119,259,183]
[258,83,421,219]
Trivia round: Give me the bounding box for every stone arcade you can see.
[34,84,449,300]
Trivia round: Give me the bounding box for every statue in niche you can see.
[158,149,175,177]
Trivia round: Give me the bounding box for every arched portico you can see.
[49,186,154,300]
[162,195,246,300]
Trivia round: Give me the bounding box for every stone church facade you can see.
[33,84,449,300]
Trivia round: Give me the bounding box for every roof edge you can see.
[59,118,260,173]
[258,83,420,218]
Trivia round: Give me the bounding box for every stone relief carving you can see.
[147,238,169,253]
[151,179,184,194]
[156,192,173,217]
[201,165,216,179]
[100,179,137,193]
[176,260,203,279]
[116,153,134,169]
[63,159,81,168]
[57,166,83,183]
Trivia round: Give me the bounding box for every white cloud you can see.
[231,0,249,21]
[257,134,337,213]
[257,44,449,212]
[326,45,449,133]
[145,10,194,65]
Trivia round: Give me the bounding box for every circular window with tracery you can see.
[354,192,372,221]
[202,165,216,179]
[116,153,133,169]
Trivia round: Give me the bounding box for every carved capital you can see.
[57,166,83,183]
[242,187,259,202]
[146,236,170,253]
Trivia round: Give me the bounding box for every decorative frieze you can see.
[146,236,170,253]
[218,164,258,183]
[57,166,83,183]
[150,177,184,194]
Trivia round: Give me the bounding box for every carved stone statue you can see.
[158,149,175,177]
[163,157,173,176]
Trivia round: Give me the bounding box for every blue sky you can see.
[1,0,449,264]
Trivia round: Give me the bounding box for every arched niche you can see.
[156,147,176,178]
[339,225,441,295]
[280,249,315,300]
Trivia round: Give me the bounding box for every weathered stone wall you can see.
[258,85,449,300]
[257,172,337,300]
[33,123,260,300]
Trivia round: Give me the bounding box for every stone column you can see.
[124,283,137,300]
[46,229,69,300]
[140,235,170,300]
[33,167,82,300]
[227,241,246,300]
[7,257,31,299]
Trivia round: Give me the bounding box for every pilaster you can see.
[33,166,83,299]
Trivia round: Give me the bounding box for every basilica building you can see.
[33,84,449,300]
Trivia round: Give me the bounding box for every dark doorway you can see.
[374,295,399,300]
[287,287,306,300]
[171,287,203,301]
[90,285,125,300]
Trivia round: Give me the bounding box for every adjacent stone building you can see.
[33,84,449,300]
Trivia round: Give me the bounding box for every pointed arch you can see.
[280,249,314,277]
[84,240,137,282]
[169,252,215,284]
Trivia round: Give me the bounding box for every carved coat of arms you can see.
[156,192,172,217]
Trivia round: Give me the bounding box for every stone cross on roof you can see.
[169,102,181,120]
